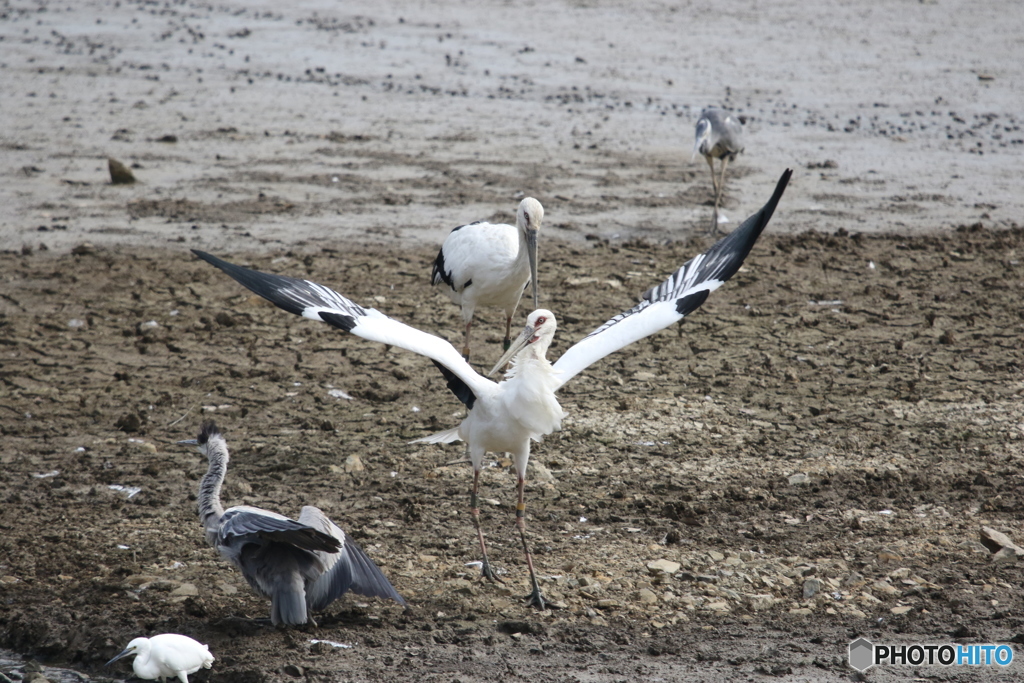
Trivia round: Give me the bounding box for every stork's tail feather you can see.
[409,427,462,445]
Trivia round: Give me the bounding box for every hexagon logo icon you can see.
[849,637,874,671]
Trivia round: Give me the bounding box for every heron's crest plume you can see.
[198,420,221,445]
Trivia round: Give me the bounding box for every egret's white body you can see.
[193,169,791,608]
[106,633,213,683]
[431,197,543,359]
[181,422,405,626]
[693,107,745,229]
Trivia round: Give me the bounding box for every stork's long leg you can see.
[470,467,502,583]
[461,320,473,360]
[515,475,548,609]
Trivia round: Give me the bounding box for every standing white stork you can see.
[430,197,543,360]
[180,421,405,625]
[694,107,745,230]
[192,169,791,609]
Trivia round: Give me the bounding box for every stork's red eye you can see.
[536,316,546,325]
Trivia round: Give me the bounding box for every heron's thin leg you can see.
[515,475,548,609]
[461,320,473,360]
[705,155,719,197]
[717,155,731,207]
[470,467,503,583]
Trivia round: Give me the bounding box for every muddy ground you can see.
[2,227,1024,682]
[3,0,1024,681]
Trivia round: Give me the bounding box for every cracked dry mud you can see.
[2,228,1024,682]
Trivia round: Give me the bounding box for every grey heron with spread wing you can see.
[192,169,791,609]
[180,421,405,625]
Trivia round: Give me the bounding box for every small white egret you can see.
[180,421,405,626]
[193,169,791,608]
[693,107,745,229]
[431,197,543,360]
[105,633,213,683]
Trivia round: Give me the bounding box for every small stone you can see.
[218,583,238,595]
[170,583,198,596]
[992,547,1020,563]
[529,459,556,482]
[789,607,813,616]
[802,578,821,599]
[344,454,365,473]
[115,413,142,433]
[108,158,136,184]
[705,601,730,611]
[71,242,96,255]
[788,472,809,485]
[647,559,681,575]
[858,592,882,605]
[595,599,620,610]
[890,605,913,615]
[124,574,159,586]
[842,572,865,587]
[638,588,658,604]
[283,665,304,677]
[707,550,725,562]
[871,581,900,597]
[747,594,777,611]
[981,527,1024,555]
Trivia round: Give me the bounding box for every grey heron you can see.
[431,197,543,360]
[694,107,745,229]
[106,633,214,683]
[192,168,791,609]
[180,421,405,625]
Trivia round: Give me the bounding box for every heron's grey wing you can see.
[299,507,406,609]
[218,508,341,554]
[721,113,744,153]
[192,250,494,410]
[552,169,791,388]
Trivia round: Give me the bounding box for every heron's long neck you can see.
[198,440,228,531]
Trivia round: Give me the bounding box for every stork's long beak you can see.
[488,322,535,377]
[106,648,134,667]
[177,438,198,445]
[526,228,539,310]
